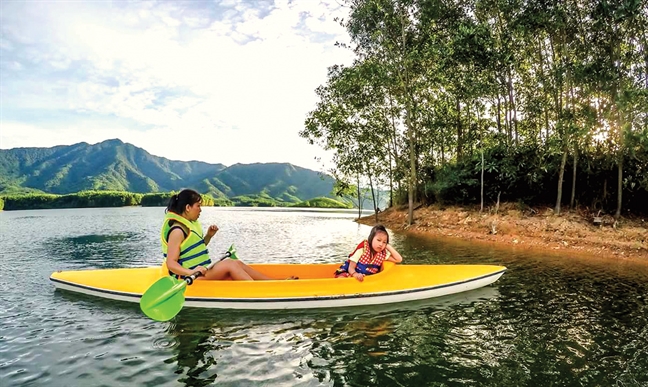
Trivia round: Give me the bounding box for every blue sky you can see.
[0,0,353,170]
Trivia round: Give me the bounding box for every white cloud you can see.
[7,61,22,70]
[0,0,352,171]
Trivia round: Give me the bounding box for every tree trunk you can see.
[555,150,568,215]
[507,70,514,144]
[508,66,518,146]
[441,125,445,164]
[389,152,393,208]
[537,37,550,142]
[356,173,362,219]
[478,108,484,213]
[395,7,417,226]
[570,149,577,208]
[467,102,472,158]
[456,98,463,160]
[496,96,502,134]
[477,106,484,214]
[368,174,378,223]
[407,112,416,226]
[611,34,623,219]
[544,107,550,142]
[616,156,623,219]
[644,30,648,88]
[387,95,399,208]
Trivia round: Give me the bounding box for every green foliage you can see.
[231,194,281,207]
[200,194,234,207]
[301,0,648,216]
[427,143,648,212]
[0,197,4,210]
[1,191,143,210]
[291,197,353,209]
[141,192,174,207]
[428,164,480,204]
[0,180,44,195]
[210,198,235,207]
[140,192,234,207]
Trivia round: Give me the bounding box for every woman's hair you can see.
[367,224,389,256]
[166,189,202,214]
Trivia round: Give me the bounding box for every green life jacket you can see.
[160,212,210,272]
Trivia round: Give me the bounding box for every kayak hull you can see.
[50,262,506,310]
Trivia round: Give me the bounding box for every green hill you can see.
[0,139,337,204]
[213,163,333,203]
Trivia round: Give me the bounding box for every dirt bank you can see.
[357,203,648,261]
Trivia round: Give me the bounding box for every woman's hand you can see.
[192,266,208,277]
[206,225,219,238]
[352,272,364,282]
[204,225,219,245]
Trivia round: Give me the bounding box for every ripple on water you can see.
[152,336,179,349]
[216,324,318,385]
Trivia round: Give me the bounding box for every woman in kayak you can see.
[162,189,273,280]
[335,224,403,281]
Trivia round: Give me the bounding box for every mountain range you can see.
[0,139,336,204]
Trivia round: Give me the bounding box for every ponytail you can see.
[165,189,201,214]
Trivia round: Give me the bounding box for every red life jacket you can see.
[337,240,388,275]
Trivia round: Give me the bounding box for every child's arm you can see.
[385,244,403,263]
[347,260,364,282]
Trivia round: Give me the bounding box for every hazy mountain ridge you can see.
[0,139,335,202]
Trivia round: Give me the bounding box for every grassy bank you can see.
[358,203,648,261]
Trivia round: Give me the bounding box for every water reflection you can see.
[165,314,220,387]
[158,286,501,386]
[5,207,648,386]
[45,233,145,269]
[164,309,310,386]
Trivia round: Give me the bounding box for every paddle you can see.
[140,244,239,321]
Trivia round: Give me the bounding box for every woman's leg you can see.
[235,260,273,280]
[203,259,253,280]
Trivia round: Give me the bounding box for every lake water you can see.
[1,207,647,386]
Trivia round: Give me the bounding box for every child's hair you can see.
[367,224,389,256]
[166,189,202,214]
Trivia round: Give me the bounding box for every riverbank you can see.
[357,203,648,261]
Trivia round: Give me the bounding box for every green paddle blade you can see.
[227,244,238,260]
[140,276,187,321]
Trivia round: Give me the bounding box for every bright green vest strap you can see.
[160,212,211,271]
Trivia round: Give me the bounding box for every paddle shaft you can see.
[184,250,232,285]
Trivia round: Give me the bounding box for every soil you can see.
[357,203,648,261]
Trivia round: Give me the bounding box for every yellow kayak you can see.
[50,262,506,310]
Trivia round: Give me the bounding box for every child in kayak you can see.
[335,225,403,282]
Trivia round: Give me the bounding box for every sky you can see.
[0,0,354,171]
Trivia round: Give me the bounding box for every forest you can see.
[301,0,648,224]
[0,191,351,211]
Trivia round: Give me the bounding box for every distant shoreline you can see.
[0,191,354,211]
[0,202,357,211]
[357,204,648,262]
